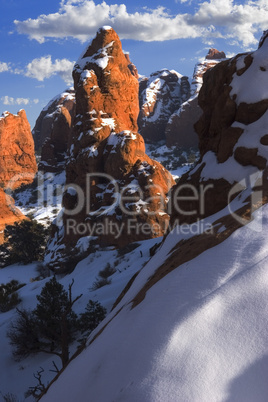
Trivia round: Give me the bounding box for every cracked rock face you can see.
[0,110,37,190]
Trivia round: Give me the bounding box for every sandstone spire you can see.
[47,27,175,265]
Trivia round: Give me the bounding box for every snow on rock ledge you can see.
[169,35,268,226]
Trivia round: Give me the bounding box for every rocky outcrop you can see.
[166,49,226,148]
[33,89,76,172]
[0,110,37,190]
[138,70,190,142]
[124,53,139,79]
[165,96,201,148]
[206,48,226,60]
[47,27,175,265]
[0,188,25,243]
[169,34,268,226]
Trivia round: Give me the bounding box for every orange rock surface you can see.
[0,110,37,189]
[52,27,175,255]
[0,188,26,243]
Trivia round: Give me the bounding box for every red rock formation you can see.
[138,70,190,142]
[206,48,226,60]
[46,27,175,264]
[0,188,26,243]
[0,110,37,190]
[72,27,139,137]
[169,36,268,226]
[33,89,76,172]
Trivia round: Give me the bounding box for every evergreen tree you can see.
[79,300,107,336]
[7,277,82,368]
[7,308,40,360]
[2,219,49,265]
[34,276,80,367]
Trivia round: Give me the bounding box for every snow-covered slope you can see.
[39,35,268,402]
[0,238,159,398]
[41,203,268,401]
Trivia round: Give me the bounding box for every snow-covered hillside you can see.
[41,202,268,402]
[0,238,160,399]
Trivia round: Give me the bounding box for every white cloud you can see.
[0,57,74,85]
[14,0,268,48]
[190,0,268,47]
[25,55,75,85]
[1,96,30,106]
[14,0,202,43]
[0,62,9,73]
[175,0,191,3]
[33,99,40,104]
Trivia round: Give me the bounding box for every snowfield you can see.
[41,204,268,402]
[0,238,160,399]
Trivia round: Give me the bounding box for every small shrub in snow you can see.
[90,277,111,290]
[54,246,91,275]
[35,262,51,279]
[0,392,18,402]
[98,263,116,279]
[0,280,24,312]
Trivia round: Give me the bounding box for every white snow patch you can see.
[230,40,268,104]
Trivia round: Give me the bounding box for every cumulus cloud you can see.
[14,0,202,43]
[25,56,75,85]
[0,62,9,73]
[1,96,30,106]
[0,57,74,85]
[14,0,268,47]
[190,0,268,46]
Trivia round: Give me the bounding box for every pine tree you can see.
[2,219,49,265]
[79,300,106,336]
[7,277,82,368]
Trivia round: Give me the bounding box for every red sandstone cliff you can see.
[0,110,37,190]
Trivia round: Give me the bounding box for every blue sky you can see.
[0,0,267,128]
